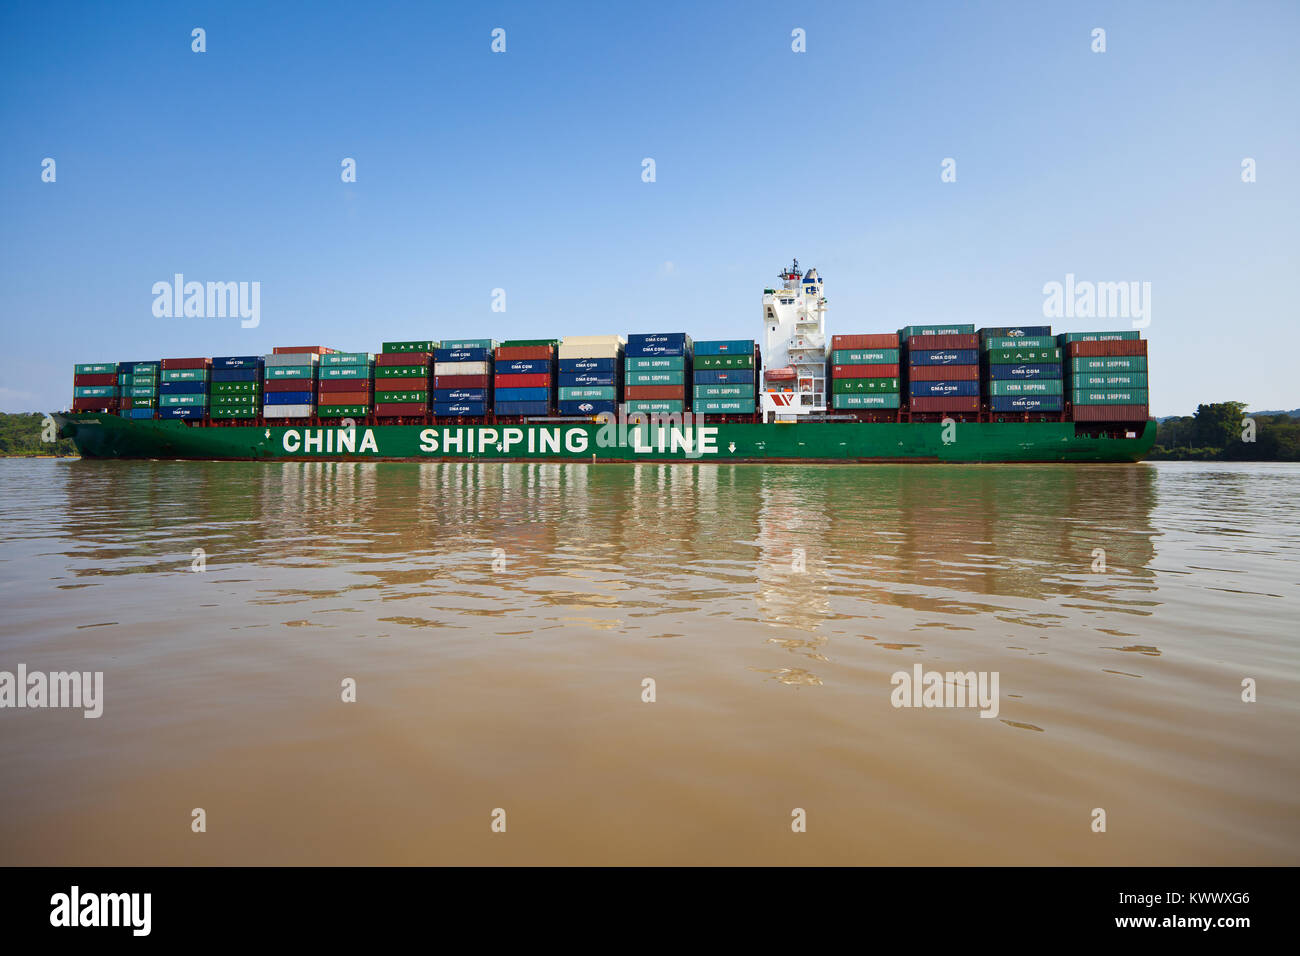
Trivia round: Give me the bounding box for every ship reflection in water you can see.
[1,459,1296,865]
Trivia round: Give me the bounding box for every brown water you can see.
[1,458,1296,865]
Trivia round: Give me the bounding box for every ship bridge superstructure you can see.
[761,258,828,421]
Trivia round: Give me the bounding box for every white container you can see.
[262,352,321,367]
[557,343,622,359]
[434,361,490,376]
[262,404,314,417]
[561,334,625,347]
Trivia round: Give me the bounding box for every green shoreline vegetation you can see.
[1,404,1296,461]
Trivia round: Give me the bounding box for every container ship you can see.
[55,261,1155,463]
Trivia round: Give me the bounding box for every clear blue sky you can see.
[2,0,1297,416]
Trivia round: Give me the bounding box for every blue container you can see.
[558,372,616,387]
[693,339,754,356]
[159,381,208,394]
[693,369,755,385]
[434,401,488,417]
[979,326,1051,339]
[909,380,980,397]
[264,390,315,405]
[434,347,491,363]
[496,358,550,374]
[434,388,487,402]
[118,408,155,419]
[495,387,549,403]
[158,406,205,420]
[212,355,262,369]
[211,368,261,382]
[908,349,978,366]
[987,363,1062,380]
[626,332,692,357]
[494,401,550,416]
[558,400,618,416]
[990,395,1064,412]
[559,357,617,374]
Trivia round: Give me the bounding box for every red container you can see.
[909,364,979,381]
[71,398,121,411]
[434,374,490,388]
[625,385,685,400]
[273,346,335,355]
[319,390,371,405]
[374,376,428,391]
[265,378,316,392]
[494,373,549,389]
[831,333,900,350]
[1067,340,1147,358]
[1071,404,1150,422]
[73,373,116,386]
[495,346,553,360]
[373,402,426,416]
[909,396,980,413]
[905,334,979,350]
[831,363,900,378]
[318,379,371,393]
[376,352,431,366]
[161,357,211,370]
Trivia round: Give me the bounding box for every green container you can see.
[382,340,435,353]
[989,379,1064,396]
[1071,389,1149,405]
[127,397,156,408]
[1072,372,1148,388]
[982,336,1057,351]
[500,339,559,348]
[129,386,158,398]
[829,349,900,365]
[210,407,257,419]
[127,373,157,385]
[73,386,119,398]
[265,366,316,379]
[986,347,1062,364]
[693,354,755,370]
[210,381,262,395]
[627,371,684,385]
[159,394,208,407]
[161,368,209,382]
[375,390,428,403]
[695,400,755,413]
[832,393,902,409]
[693,384,753,398]
[558,386,616,400]
[74,363,116,374]
[625,400,684,413]
[318,404,371,417]
[320,352,374,366]
[900,325,975,339]
[440,339,496,350]
[832,377,900,393]
[374,365,428,378]
[211,394,260,407]
[319,366,371,379]
[625,356,685,371]
[1058,331,1142,343]
[129,363,160,374]
[1069,356,1147,373]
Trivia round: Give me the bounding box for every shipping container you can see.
[160,357,211,370]
[319,366,369,379]
[904,333,979,350]
[1073,372,1148,388]
[495,359,550,375]
[494,401,550,416]
[981,336,1057,350]
[375,390,428,403]
[829,349,900,365]
[693,384,752,398]
[211,355,261,369]
[495,386,549,402]
[263,352,321,367]
[264,391,315,405]
[626,356,686,371]
[376,351,431,366]
[159,394,208,406]
[695,400,756,413]
[985,347,1062,364]
[987,363,1063,380]
[438,339,496,351]
[626,332,692,356]
[265,366,315,380]
[494,373,549,389]
[317,378,371,392]
[830,333,900,350]
[556,343,622,360]
[434,374,490,389]
[495,346,553,360]
[909,396,981,413]
[558,386,617,401]
[161,368,210,382]
[375,375,428,390]
[499,339,559,348]
[434,401,489,417]
[559,357,617,374]
[908,365,979,381]
[373,402,426,416]
[1069,356,1147,373]
[558,372,616,387]
[910,380,980,397]
[831,363,901,378]
[315,390,371,406]
[899,325,975,340]
[272,346,335,355]
[693,369,755,385]
[558,400,619,416]
[158,381,207,394]
[989,396,1064,412]
[979,326,1052,340]
[435,388,487,402]
[1071,389,1150,405]
[693,339,753,355]
[831,377,901,393]
[71,398,121,411]
[988,379,1064,396]
[434,348,491,363]
[261,404,314,418]
[74,363,117,374]
[211,368,260,382]
[1067,340,1148,358]
[831,393,902,409]
[626,371,684,386]
[211,381,262,395]
[382,340,435,353]
[624,400,684,413]
[906,349,978,366]
[73,373,116,386]
[1058,331,1142,343]
[1071,404,1150,422]
[374,366,429,379]
[158,406,206,419]
[320,352,374,366]
[625,385,687,400]
[693,354,755,370]
[317,404,369,417]
[73,386,119,398]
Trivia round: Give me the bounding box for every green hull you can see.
[56,414,1156,463]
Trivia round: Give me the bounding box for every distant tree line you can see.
[1150,402,1300,461]
[0,412,78,456]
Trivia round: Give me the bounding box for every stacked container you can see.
[828,333,901,414]
[557,335,623,417]
[262,349,320,419]
[209,356,262,420]
[624,333,692,414]
[434,339,493,418]
[317,352,374,418]
[693,340,757,416]
[375,340,433,417]
[117,361,158,419]
[72,363,120,412]
[494,340,557,417]
[1060,332,1149,421]
[158,358,211,420]
[900,325,979,415]
[979,328,1062,417]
